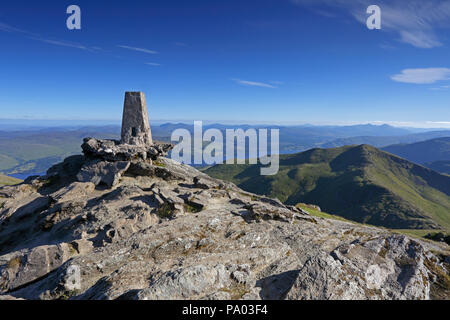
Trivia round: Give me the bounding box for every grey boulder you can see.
[76,160,130,188]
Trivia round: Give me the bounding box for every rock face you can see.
[76,136,173,189]
[81,138,173,162]
[121,92,152,146]
[0,134,449,300]
[76,160,130,188]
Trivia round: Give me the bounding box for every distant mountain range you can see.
[1,123,450,179]
[205,145,450,232]
[153,123,421,153]
[381,137,450,175]
[321,131,450,149]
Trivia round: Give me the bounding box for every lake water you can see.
[9,172,46,180]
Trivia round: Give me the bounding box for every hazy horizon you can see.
[1,117,450,130]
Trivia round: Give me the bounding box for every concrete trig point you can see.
[121,92,153,146]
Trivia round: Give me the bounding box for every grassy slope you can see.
[0,174,22,186]
[296,204,446,243]
[296,203,351,222]
[205,145,450,231]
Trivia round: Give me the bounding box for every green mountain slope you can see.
[0,174,22,186]
[205,145,450,231]
[382,137,450,165]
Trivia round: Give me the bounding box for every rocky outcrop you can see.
[81,138,173,162]
[0,143,449,300]
[77,160,130,188]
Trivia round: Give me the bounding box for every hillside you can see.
[205,145,450,231]
[0,174,21,186]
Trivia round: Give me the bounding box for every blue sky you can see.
[0,0,449,127]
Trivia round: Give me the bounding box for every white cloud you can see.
[145,62,161,66]
[398,30,442,49]
[117,45,158,54]
[232,79,277,88]
[427,121,450,125]
[371,120,450,128]
[291,0,450,48]
[391,68,450,84]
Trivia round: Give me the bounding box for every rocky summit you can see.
[0,137,449,300]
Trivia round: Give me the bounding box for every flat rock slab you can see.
[76,161,130,188]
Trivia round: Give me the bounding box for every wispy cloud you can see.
[430,84,450,91]
[269,81,284,85]
[427,121,450,125]
[117,45,158,54]
[145,62,161,66]
[398,30,441,49]
[232,79,277,88]
[33,38,89,50]
[0,21,97,51]
[371,120,450,128]
[391,68,450,84]
[0,22,32,34]
[379,43,396,50]
[291,0,450,48]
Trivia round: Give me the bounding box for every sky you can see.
[0,0,449,127]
